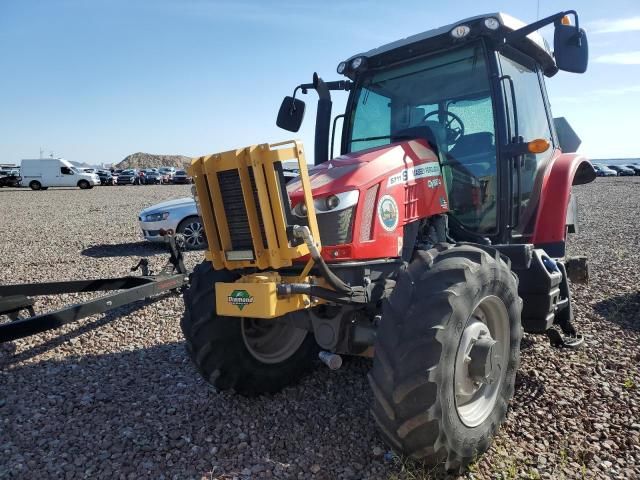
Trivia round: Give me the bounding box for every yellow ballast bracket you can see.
[189,140,320,271]
[215,272,324,319]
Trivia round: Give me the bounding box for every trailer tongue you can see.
[0,234,189,343]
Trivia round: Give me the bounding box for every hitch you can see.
[546,260,584,349]
[0,233,190,344]
[546,327,584,348]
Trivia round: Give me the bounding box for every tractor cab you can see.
[278,11,592,251]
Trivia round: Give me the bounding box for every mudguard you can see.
[531,151,595,257]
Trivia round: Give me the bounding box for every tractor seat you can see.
[449,132,494,158]
[448,132,495,176]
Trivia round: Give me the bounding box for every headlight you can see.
[450,24,470,39]
[145,212,169,222]
[483,17,500,30]
[336,61,347,74]
[351,56,366,71]
[293,190,359,217]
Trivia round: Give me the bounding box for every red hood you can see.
[286,140,439,199]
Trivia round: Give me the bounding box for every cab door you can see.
[498,53,556,239]
[59,165,77,186]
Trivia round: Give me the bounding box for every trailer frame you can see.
[0,234,190,343]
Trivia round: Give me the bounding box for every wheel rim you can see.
[454,295,510,427]
[182,221,205,248]
[241,318,307,364]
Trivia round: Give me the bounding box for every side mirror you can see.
[554,24,588,73]
[276,96,306,132]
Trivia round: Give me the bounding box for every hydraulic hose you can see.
[292,225,352,294]
[277,283,367,305]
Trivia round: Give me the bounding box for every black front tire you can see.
[181,261,318,396]
[369,244,522,473]
[78,180,91,189]
[29,181,42,191]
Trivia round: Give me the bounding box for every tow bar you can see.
[0,234,189,344]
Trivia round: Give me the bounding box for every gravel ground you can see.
[0,179,638,480]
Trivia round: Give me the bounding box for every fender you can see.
[531,151,595,257]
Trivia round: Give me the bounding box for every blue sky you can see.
[1,0,639,165]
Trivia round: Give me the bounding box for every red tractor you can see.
[182,11,594,473]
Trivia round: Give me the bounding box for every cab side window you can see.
[498,54,554,235]
[61,166,73,175]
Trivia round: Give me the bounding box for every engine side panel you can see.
[287,140,449,261]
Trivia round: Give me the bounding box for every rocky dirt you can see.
[116,153,192,170]
[0,178,638,479]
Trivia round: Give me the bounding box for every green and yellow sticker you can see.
[227,289,254,310]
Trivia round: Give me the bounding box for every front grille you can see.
[217,169,267,250]
[317,206,355,246]
[190,140,318,270]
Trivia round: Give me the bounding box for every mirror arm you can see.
[504,10,579,45]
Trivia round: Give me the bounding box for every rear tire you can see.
[181,261,318,396]
[29,181,42,191]
[369,244,522,473]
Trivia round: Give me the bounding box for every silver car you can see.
[138,197,206,249]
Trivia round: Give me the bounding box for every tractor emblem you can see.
[378,195,399,232]
[228,289,254,310]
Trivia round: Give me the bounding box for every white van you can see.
[20,158,100,190]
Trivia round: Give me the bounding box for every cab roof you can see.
[345,13,557,77]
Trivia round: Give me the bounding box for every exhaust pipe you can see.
[312,73,332,166]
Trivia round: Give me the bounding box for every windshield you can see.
[347,43,498,234]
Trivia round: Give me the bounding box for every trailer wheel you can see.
[369,244,522,473]
[29,181,42,191]
[181,260,318,396]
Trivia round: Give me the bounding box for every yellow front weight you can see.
[215,277,314,319]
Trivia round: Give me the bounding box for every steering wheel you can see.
[422,110,465,147]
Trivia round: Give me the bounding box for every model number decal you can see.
[387,163,442,187]
[427,178,441,189]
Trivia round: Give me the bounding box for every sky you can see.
[1,0,639,166]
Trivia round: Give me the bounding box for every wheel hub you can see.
[453,296,510,427]
[468,336,498,385]
[241,317,307,364]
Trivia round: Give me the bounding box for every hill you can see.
[115,152,192,170]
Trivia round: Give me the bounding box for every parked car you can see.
[138,197,206,250]
[117,169,140,185]
[623,164,640,175]
[20,158,100,190]
[172,170,192,184]
[0,171,21,187]
[159,167,177,183]
[609,165,635,176]
[592,164,617,177]
[96,170,114,185]
[142,169,162,184]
